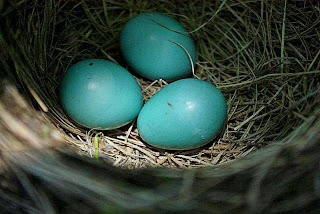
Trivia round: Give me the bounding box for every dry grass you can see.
[0,0,319,169]
[1,0,320,212]
[1,0,320,211]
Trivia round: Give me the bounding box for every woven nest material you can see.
[0,0,320,213]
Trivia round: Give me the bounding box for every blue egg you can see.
[137,78,227,150]
[60,59,143,129]
[120,12,197,82]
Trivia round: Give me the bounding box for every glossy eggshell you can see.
[120,12,196,82]
[137,78,227,150]
[60,59,143,129]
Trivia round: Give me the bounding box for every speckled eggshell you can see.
[60,59,143,129]
[120,12,197,82]
[137,78,227,150]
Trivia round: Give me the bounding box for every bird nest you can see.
[1,0,320,212]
